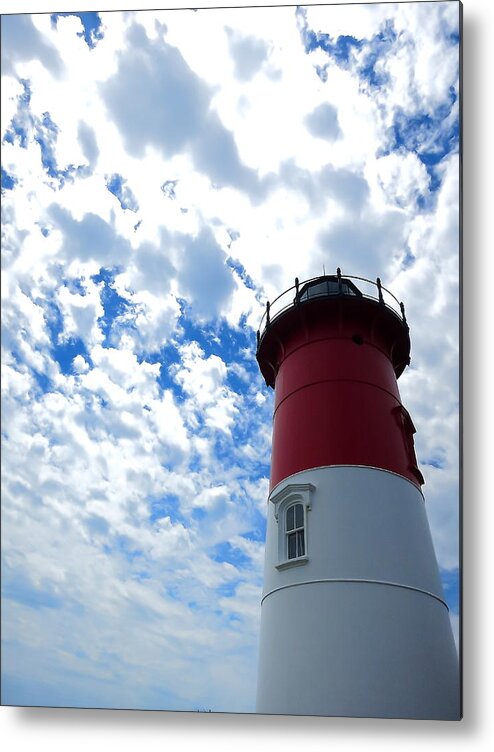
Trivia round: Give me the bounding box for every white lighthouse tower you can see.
[255,271,460,720]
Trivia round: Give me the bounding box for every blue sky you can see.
[1,3,460,712]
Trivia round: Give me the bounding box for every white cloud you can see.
[170,341,239,435]
[72,354,89,373]
[171,341,226,404]
[372,149,430,208]
[254,391,266,406]
[304,102,342,141]
[226,27,270,82]
[57,278,105,347]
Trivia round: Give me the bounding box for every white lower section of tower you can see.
[256,466,460,719]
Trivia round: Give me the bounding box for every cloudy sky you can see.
[1,2,460,713]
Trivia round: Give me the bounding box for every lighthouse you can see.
[255,271,459,720]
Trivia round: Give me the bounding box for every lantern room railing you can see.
[256,269,407,347]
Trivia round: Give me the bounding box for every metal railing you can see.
[256,269,407,344]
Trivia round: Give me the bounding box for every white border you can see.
[1,0,493,750]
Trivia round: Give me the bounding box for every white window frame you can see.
[270,483,314,571]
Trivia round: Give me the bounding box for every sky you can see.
[1,2,460,713]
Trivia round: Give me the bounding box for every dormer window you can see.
[270,483,314,570]
[393,405,425,485]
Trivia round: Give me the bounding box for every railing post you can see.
[400,301,408,326]
[266,300,270,327]
[377,277,384,304]
[295,277,299,297]
[337,267,342,294]
[256,330,260,348]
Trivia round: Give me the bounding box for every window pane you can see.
[286,505,294,531]
[309,282,327,298]
[288,532,297,559]
[327,280,339,294]
[295,503,304,529]
[297,530,305,557]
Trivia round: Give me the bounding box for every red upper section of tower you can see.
[256,275,423,491]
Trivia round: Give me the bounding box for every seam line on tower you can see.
[260,578,449,610]
[273,377,402,417]
[272,333,393,371]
